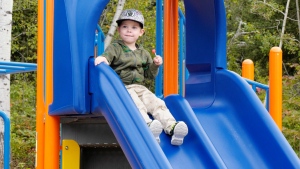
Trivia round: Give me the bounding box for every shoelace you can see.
[169,122,178,135]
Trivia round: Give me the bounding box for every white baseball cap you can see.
[116,9,144,28]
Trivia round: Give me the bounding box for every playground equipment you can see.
[36,0,300,168]
[242,47,282,129]
[269,47,283,130]
[1,0,300,168]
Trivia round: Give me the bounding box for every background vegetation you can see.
[7,0,300,167]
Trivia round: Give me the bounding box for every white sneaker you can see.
[148,120,163,143]
[171,121,188,146]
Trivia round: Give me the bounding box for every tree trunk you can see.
[296,0,300,45]
[104,0,126,50]
[279,0,291,48]
[0,0,13,166]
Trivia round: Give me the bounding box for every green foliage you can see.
[11,0,38,84]
[250,1,284,20]
[282,63,300,157]
[226,0,300,77]
[9,0,38,167]
[10,74,36,168]
[11,0,37,63]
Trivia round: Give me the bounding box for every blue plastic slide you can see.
[90,60,300,168]
[165,69,300,168]
[89,61,226,168]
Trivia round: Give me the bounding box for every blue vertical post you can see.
[0,111,10,169]
[96,25,105,55]
[155,0,163,98]
[179,8,186,96]
[265,89,269,111]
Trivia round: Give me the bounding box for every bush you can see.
[10,74,36,168]
[282,63,300,157]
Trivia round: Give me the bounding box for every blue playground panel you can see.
[48,0,300,168]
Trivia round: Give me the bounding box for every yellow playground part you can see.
[62,140,80,169]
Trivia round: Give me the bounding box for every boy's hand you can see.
[94,56,109,66]
[153,55,163,66]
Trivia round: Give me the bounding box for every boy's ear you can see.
[140,29,145,36]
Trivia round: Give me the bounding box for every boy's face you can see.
[117,20,144,46]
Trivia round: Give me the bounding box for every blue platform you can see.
[48,0,300,168]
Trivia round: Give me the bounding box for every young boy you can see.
[94,9,188,145]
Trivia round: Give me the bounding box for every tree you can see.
[279,0,291,48]
[104,0,126,49]
[226,0,300,77]
[0,0,13,166]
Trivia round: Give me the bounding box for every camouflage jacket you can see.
[101,40,159,85]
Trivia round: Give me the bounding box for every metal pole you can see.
[269,47,282,130]
[0,111,10,169]
[164,0,179,96]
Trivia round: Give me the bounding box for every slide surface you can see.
[90,61,300,169]
[165,69,300,169]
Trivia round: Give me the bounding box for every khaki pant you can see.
[125,84,176,134]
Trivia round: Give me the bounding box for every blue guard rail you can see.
[0,111,10,169]
[244,78,270,111]
[0,61,37,75]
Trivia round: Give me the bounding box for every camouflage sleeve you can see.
[144,51,159,79]
[101,43,119,64]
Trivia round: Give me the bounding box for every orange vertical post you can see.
[36,0,45,167]
[269,47,282,130]
[242,59,254,80]
[43,0,60,168]
[163,0,179,97]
